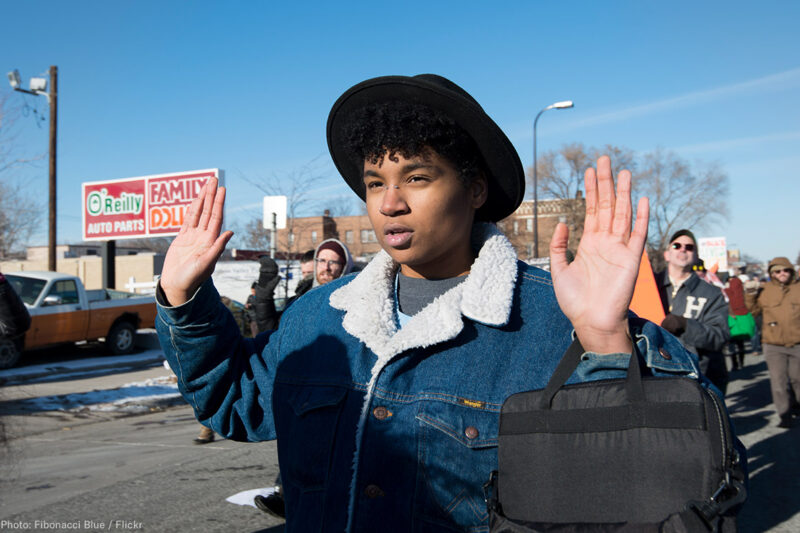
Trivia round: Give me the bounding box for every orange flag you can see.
[630,252,665,324]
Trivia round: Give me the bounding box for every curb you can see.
[0,352,165,385]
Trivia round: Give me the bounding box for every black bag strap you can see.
[539,338,645,410]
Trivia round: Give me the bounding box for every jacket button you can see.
[659,347,672,360]
[372,406,389,420]
[364,484,384,498]
[465,426,479,439]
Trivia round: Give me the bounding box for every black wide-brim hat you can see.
[326,74,525,222]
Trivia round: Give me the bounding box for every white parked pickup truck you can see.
[1,271,157,368]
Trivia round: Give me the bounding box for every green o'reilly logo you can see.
[87,188,144,216]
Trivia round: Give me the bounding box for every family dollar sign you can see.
[147,171,217,234]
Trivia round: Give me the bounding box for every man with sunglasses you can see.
[657,229,730,393]
[746,257,800,428]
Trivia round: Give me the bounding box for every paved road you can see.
[1,402,285,532]
[725,355,800,532]
[1,351,799,531]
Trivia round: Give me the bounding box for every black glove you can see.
[294,276,313,298]
[258,256,280,290]
[661,313,688,336]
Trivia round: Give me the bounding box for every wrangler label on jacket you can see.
[459,398,487,409]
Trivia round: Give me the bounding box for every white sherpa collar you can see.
[329,223,518,370]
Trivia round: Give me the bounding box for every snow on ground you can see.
[10,375,182,414]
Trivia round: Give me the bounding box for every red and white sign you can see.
[82,169,223,241]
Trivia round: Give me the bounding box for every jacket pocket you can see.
[415,401,498,532]
[274,383,347,491]
[761,300,785,344]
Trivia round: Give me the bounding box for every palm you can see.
[160,178,233,306]
[550,156,649,353]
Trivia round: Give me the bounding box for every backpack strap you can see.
[539,339,645,410]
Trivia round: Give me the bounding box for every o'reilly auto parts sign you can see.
[82,169,223,241]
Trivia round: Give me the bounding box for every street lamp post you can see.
[532,100,574,258]
[7,66,58,271]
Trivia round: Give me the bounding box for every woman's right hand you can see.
[160,177,233,306]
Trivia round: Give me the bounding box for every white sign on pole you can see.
[698,236,728,272]
[263,196,287,230]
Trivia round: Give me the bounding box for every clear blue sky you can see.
[2,1,798,262]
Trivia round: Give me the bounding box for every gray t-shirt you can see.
[397,272,467,316]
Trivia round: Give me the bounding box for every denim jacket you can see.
[157,224,704,533]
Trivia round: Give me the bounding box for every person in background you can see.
[746,257,800,428]
[312,239,354,287]
[742,270,763,353]
[0,272,30,340]
[724,276,751,371]
[656,229,730,393]
[0,272,31,370]
[254,257,282,333]
[245,283,258,337]
[293,249,316,300]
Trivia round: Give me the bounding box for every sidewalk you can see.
[725,354,800,532]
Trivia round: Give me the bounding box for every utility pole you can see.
[48,66,58,271]
[7,65,59,270]
[270,212,277,259]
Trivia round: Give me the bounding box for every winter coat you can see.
[725,277,749,316]
[0,273,31,339]
[156,224,710,533]
[746,257,800,347]
[656,271,730,357]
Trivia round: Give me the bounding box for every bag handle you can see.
[539,338,646,409]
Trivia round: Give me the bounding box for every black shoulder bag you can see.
[485,340,746,532]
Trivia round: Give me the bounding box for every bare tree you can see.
[0,182,42,259]
[533,142,593,201]
[229,218,271,251]
[238,157,330,296]
[635,148,729,271]
[0,91,46,258]
[322,195,360,217]
[528,144,727,272]
[527,143,635,253]
[531,142,637,202]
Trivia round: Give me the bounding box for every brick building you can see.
[275,198,583,262]
[275,210,383,260]
[499,197,585,259]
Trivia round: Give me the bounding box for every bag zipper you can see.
[703,385,732,477]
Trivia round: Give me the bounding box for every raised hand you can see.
[160,177,233,306]
[550,156,649,354]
